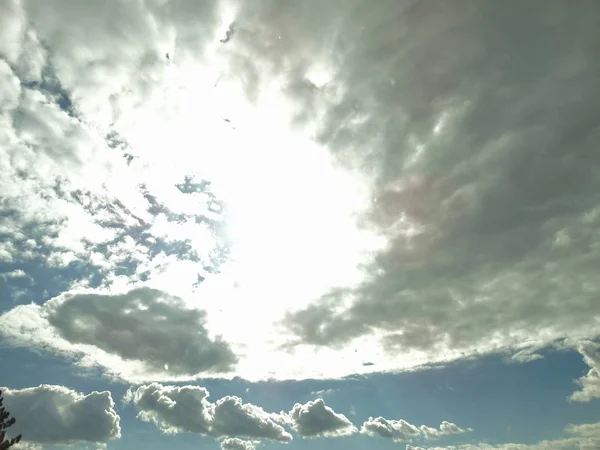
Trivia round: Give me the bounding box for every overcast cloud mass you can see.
[1,0,599,449]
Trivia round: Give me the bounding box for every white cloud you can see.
[1,385,120,445]
[406,445,425,450]
[361,417,421,443]
[10,443,43,450]
[126,383,213,435]
[221,438,257,450]
[439,421,470,436]
[569,341,600,402]
[411,420,600,450]
[288,398,357,438]
[420,425,441,441]
[0,287,237,381]
[127,383,292,442]
[211,396,292,442]
[0,270,30,281]
[361,417,470,443]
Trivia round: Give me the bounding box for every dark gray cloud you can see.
[1,384,120,445]
[288,398,356,438]
[259,0,600,363]
[45,287,237,376]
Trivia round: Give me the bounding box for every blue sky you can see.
[1,1,600,449]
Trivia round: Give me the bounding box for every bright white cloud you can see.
[0,287,237,381]
[1,385,120,445]
[439,421,470,436]
[221,438,257,450]
[410,421,600,450]
[126,383,292,442]
[288,398,357,438]
[361,417,421,443]
[361,417,470,444]
[420,425,441,441]
[569,341,600,402]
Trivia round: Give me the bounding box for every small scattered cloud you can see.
[1,385,120,445]
[310,388,335,397]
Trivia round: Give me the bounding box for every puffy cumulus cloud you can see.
[288,398,357,438]
[281,0,600,375]
[1,385,120,445]
[361,417,470,443]
[0,287,237,381]
[439,421,470,436]
[361,417,421,443]
[125,383,213,435]
[406,446,425,450]
[127,383,292,443]
[420,425,441,441]
[569,341,600,402]
[221,438,257,450]
[211,396,292,442]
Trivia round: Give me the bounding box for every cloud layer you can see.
[1,385,120,445]
[0,0,599,387]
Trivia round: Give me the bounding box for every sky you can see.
[0,0,599,449]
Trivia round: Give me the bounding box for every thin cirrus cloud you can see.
[0,287,238,381]
[1,385,120,446]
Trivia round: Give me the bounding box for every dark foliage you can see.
[0,390,22,449]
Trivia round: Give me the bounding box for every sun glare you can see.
[113,31,386,377]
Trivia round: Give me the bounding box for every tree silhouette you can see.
[0,390,22,449]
